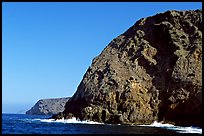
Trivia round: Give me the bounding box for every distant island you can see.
[51,9,202,128]
[26,97,70,115]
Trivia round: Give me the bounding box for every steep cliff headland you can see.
[26,97,70,115]
[54,10,202,127]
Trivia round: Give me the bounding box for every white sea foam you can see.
[33,117,104,125]
[138,121,202,134]
[32,118,202,134]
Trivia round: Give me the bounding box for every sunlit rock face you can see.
[60,9,202,127]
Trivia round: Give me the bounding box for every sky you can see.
[2,2,202,113]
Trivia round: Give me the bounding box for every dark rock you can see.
[26,97,70,115]
[64,113,74,119]
[60,9,202,127]
[51,112,64,120]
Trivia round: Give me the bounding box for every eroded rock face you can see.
[26,97,70,115]
[61,10,202,127]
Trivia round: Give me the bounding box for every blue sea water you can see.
[2,114,202,134]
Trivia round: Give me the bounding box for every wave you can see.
[138,121,202,134]
[33,117,104,125]
[31,118,202,134]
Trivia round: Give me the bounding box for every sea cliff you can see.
[54,9,202,127]
[26,97,70,115]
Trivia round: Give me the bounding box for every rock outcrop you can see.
[55,10,202,127]
[26,97,70,115]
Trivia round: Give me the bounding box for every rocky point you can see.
[53,9,202,127]
[26,97,70,115]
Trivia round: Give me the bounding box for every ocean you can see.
[2,113,202,134]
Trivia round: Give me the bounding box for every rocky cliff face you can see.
[26,97,70,115]
[57,10,202,127]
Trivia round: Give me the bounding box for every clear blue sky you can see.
[2,2,202,113]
